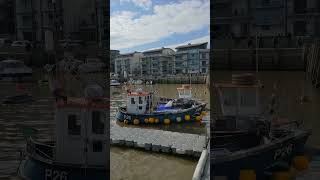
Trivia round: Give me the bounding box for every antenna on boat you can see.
[256,33,259,76]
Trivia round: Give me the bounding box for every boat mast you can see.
[256,33,259,76]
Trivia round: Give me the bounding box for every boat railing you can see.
[26,138,54,162]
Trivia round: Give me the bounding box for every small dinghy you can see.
[2,94,33,104]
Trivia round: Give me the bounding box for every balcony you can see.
[256,1,283,9]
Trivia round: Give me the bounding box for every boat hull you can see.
[0,73,32,82]
[19,158,108,180]
[211,130,311,180]
[116,103,206,124]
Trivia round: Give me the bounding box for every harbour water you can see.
[110,84,210,180]
[0,71,319,179]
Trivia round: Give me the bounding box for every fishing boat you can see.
[110,79,121,86]
[2,94,33,104]
[211,74,311,180]
[18,84,109,180]
[0,60,32,81]
[116,84,207,125]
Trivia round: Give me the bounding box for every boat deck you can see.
[110,123,208,157]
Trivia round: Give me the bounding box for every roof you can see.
[143,47,172,54]
[118,51,141,57]
[55,98,109,109]
[175,42,208,50]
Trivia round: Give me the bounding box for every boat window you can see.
[222,89,237,106]
[131,97,135,104]
[92,111,105,134]
[68,114,81,135]
[240,89,256,106]
[92,141,103,152]
[139,97,143,104]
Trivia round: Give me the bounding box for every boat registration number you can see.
[273,143,293,160]
[45,169,68,180]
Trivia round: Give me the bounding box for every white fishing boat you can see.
[0,60,32,81]
[18,84,109,180]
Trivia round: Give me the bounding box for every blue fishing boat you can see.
[211,74,311,180]
[18,84,109,180]
[116,84,207,125]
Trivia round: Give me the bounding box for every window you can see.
[131,98,135,104]
[139,97,143,104]
[139,106,142,110]
[240,89,256,106]
[294,21,306,36]
[68,114,81,135]
[92,111,105,134]
[92,141,103,152]
[222,89,237,106]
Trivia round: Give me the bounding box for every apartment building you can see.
[15,0,100,43]
[140,48,175,76]
[15,0,64,41]
[213,0,320,38]
[114,42,209,76]
[114,52,142,76]
[175,42,209,74]
[110,49,120,73]
[0,0,15,36]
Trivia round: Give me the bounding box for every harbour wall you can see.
[212,48,305,71]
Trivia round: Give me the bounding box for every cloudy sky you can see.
[110,0,210,53]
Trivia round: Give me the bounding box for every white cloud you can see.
[146,35,210,51]
[120,0,152,9]
[111,0,210,50]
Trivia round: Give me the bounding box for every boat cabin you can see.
[177,84,192,99]
[215,74,262,117]
[126,89,152,114]
[54,98,108,166]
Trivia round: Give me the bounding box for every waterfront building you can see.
[213,0,320,38]
[110,49,120,73]
[15,0,100,43]
[114,52,142,77]
[0,0,15,37]
[175,42,209,75]
[141,48,175,76]
[114,42,209,76]
[15,0,64,41]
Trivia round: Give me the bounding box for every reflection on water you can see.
[110,84,210,180]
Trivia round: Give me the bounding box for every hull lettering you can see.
[45,169,68,180]
[273,143,293,160]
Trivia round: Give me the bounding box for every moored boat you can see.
[116,84,207,125]
[0,60,32,81]
[2,94,33,104]
[110,79,121,86]
[211,74,311,179]
[18,84,109,180]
